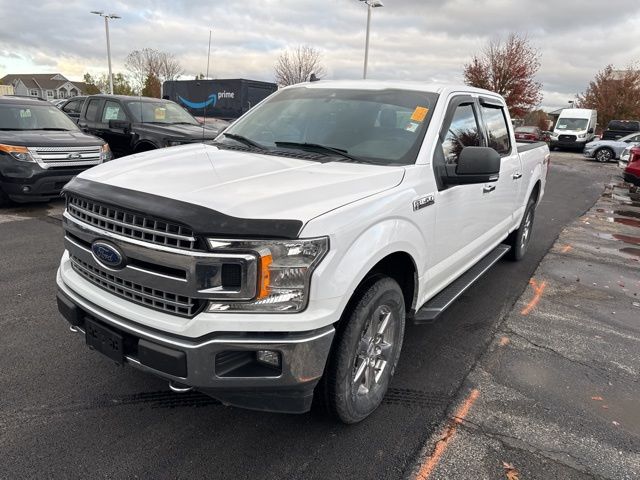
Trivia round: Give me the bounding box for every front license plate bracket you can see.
[85,318,125,365]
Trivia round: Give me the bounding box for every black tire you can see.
[507,197,536,261]
[318,276,405,424]
[595,148,614,163]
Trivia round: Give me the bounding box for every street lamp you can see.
[359,0,384,79]
[90,11,121,95]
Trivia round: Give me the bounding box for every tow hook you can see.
[169,381,193,393]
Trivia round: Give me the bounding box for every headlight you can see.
[577,134,587,138]
[206,237,329,313]
[100,144,113,161]
[0,143,35,162]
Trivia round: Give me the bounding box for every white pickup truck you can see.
[56,81,549,423]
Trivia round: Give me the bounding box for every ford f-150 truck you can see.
[56,81,549,423]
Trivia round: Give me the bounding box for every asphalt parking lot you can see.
[1,151,635,479]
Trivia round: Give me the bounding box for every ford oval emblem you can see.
[91,241,125,269]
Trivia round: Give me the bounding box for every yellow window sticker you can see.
[411,106,429,123]
[154,108,166,120]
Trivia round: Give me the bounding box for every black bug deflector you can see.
[63,177,303,239]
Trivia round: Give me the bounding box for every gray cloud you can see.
[0,0,639,109]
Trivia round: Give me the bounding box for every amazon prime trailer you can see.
[162,78,277,120]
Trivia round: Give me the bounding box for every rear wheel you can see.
[595,148,614,163]
[318,276,405,424]
[508,197,536,261]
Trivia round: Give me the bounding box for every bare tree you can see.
[125,48,183,92]
[158,51,184,82]
[463,33,542,118]
[274,45,326,87]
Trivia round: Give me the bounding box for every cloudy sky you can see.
[1,0,639,110]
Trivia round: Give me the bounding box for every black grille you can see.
[66,195,198,250]
[559,134,576,142]
[70,255,202,317]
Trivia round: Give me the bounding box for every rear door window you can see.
[481,104,511,156]
[102,101,127,123]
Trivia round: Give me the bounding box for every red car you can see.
[624,146,640,186]
[514,126,544,142]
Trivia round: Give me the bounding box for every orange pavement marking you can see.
[521,279,547,315]
[561,245,573,253]
[499,336,510,346]
[414,389,480,480]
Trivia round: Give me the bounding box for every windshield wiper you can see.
[274,141,367,163]
[222,133,266,150]
[170,122,199,126]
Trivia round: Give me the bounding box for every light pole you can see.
[359,0,384,79]
[91,11,121,94]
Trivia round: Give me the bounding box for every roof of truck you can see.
[283,79,503,99]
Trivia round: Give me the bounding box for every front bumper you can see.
[0,158,87,202]
[623,171,640,186]
[57,279,335,413]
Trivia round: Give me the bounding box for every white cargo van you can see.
[550,108,597,150]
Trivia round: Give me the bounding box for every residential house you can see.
[0,73,86,100]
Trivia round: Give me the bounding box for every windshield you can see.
[221,87,439,165]
[555,118,588,131]
[125,101,199,125]
[0,103,79,131]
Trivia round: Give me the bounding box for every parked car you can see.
[549,108,597,150]
[56,81,549,423]
[514,126,544,142]
[601,120,640,141]
[619,144,634,170]
[583,132,640,163]
[0,95,111,206]
[51,98,68,107]
[58,96,87,124]
[77,95,219,158]
[623,146,640,186]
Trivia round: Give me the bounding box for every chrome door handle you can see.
[512,172,523,180]
[483,185,496,194]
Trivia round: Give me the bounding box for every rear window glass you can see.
[481,105,511,155]
[607,120,640,132]
[515,126,538,133]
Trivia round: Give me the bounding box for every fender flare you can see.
[314,218,426,316]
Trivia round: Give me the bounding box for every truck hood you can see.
[0,130,105,147]
[78,143,405,224]
[134,122,218,140]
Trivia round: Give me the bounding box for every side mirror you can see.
[588,128,594,134]
[109,119,131,132]
[444,146,501,185]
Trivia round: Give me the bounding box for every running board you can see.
[412,244,511,324]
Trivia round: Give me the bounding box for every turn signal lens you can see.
[0,144,35,162]
[258,254,273,299]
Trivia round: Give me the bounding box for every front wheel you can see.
[508,197,536,261]
[318,276,405,424]
[595,148,614,163]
